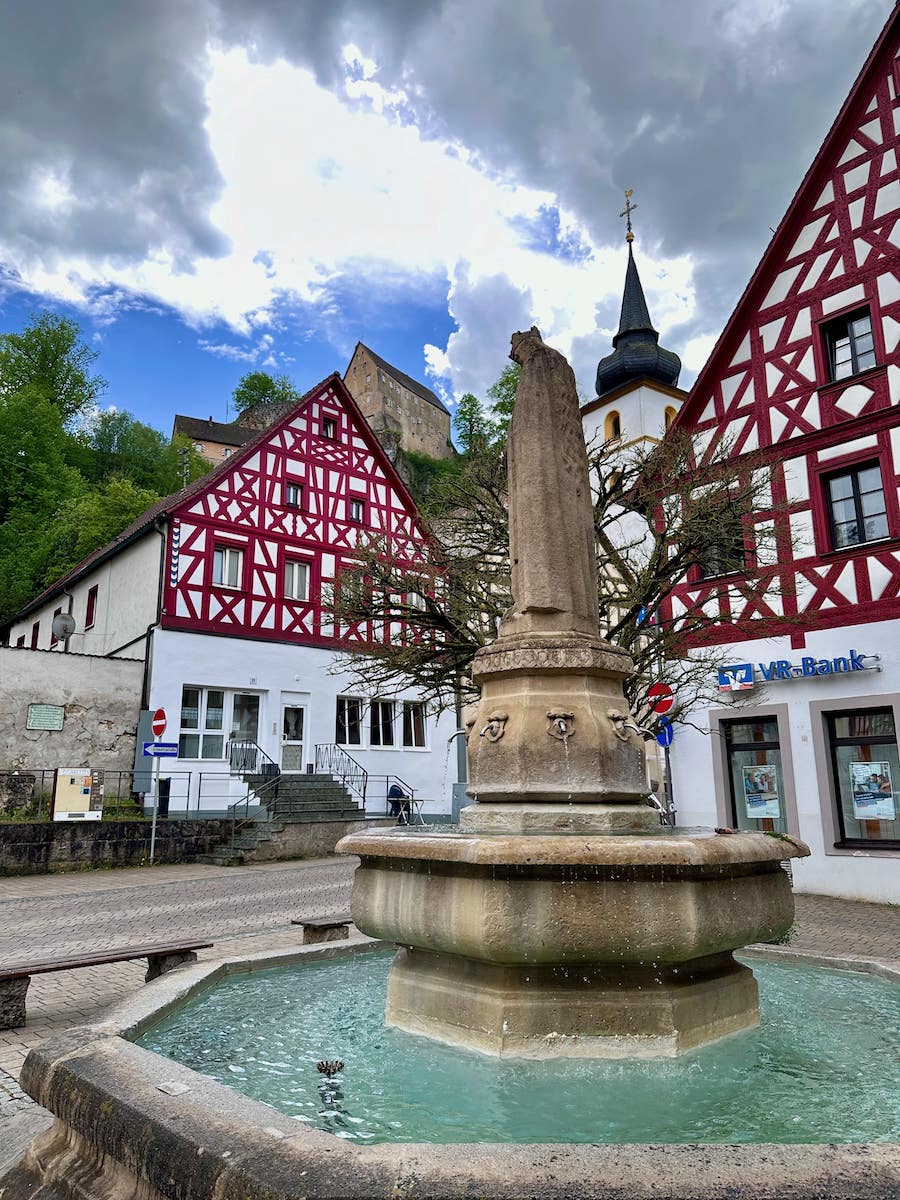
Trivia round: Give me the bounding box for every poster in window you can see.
[849,761,896,820]
[741,766,781,818]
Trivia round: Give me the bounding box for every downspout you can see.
[140,517,169,710]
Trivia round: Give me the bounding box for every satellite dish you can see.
[51,612,76,640]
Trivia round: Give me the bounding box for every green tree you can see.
[0,312,106,423]
[452,392,493,455]
[71,409,207,492]
[40,477,161,586]
[0,387,85,620]
[486,363,520,442]
[232,371,299,415]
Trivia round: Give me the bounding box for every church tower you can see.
[582,192,687,447]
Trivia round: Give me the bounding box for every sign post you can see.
[147,709,167,863]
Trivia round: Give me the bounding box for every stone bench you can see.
[0,940,213,1030]
[289,914,352,944]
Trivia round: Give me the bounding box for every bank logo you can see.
[718,663,755,692]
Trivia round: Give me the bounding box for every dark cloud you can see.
[0,0,226,269]
[0,0,892,378]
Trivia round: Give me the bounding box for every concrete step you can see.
[196,851,245,866]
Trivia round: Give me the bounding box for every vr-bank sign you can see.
[718,650,878,692]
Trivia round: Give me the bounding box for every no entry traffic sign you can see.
[151,708,167,738]
[646,683,674,715]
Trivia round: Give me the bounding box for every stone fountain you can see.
[339,328,808,1058]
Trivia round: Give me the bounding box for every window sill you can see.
[827,841,900,856]
[818,535,900,561]
[818,363,886,395]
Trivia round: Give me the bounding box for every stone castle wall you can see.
[344,350,453,460]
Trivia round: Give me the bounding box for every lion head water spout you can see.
[337,328,809,1059]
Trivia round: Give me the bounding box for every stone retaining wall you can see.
[0,820,228,875]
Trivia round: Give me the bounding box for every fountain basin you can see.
[338,826,808,1057]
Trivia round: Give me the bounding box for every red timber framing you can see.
[161,374,432,648]
[667,7,900,647]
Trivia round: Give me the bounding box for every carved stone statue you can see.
[502,328,599,640]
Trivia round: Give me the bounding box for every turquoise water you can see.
[138,951,900,1144]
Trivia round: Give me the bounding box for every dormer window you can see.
[823,307,877,381]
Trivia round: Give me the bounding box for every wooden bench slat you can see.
[0,941,213,980]
[290,914,351,928]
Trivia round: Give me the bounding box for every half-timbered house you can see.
[668,8,900,902]
[4,374,456,816]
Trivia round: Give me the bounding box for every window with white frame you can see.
[322,417,337,440]
[349,497,365,523]
[212,544,243,588]
[284,481,302,508]
[402,701,427,748]
[179,687,225,759]
[336,695,363,745]
[284,559,310,602]
[370,699,395,747]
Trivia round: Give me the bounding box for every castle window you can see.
[605,411,622,440]
[822,307,877,381]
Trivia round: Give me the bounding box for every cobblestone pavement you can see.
[0,857,356,1079]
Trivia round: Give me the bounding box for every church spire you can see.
[594,190,681,400]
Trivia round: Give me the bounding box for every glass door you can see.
[723,717,788,834]
[827,709,900,846]
[281,705,306,772]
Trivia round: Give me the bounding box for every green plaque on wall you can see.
[26,703,65,731]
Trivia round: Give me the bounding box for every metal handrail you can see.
[228,738,279,776]
[228,771,283,851]
[314,743,368,804]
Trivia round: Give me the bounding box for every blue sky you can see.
[0,0,891,439]
[0,280,456,433]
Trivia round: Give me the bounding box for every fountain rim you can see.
[335,826,810,867]
[14,937,900,1200]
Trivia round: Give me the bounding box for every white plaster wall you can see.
[148,628,458,817]
[582,383,684,449]
[671,618,900,903]
[0,647,143,770]
[6,533,162,659]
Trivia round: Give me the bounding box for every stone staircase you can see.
[196,772,369,866]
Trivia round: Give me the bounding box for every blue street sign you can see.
[143,741,179,758]
[655,718,674,749]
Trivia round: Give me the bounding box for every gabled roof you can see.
[673,3,900,431]
[4,373,429,629]
[349,342,451,416]
[172,415,254,447]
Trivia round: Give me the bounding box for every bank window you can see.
[827,708,899,847]
[823,307,876,381]
[402,700,426,748]
[284,481,302,508]
[284,559,309,602]
[213,545,243,589]
[723,717,789,834]
[336,695,363,746]
[179,687,225,759]
[825,462,888,549]
[370,699,395,747]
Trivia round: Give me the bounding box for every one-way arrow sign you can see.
[143,741,179,758]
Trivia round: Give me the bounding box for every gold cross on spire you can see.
[620,189,637,243]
